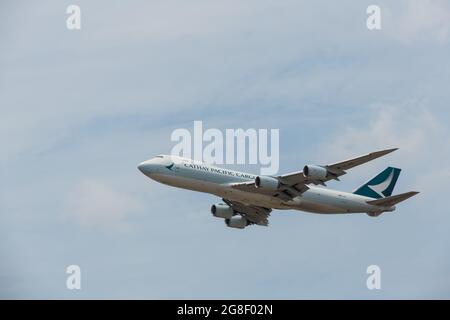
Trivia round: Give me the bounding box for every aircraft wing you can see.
[231,148,398,201]
[280,148,398,185]
[223,199,271,226]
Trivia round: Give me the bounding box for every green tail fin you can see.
[353,167,401,199]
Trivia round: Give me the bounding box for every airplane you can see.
[137,148,419,229]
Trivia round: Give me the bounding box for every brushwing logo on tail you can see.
[353,167,401,199]
[367,169,394,198]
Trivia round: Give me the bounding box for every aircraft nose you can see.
[137,162,146,173]
[138,161,152,175]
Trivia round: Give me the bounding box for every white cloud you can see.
[387,0,450,44]
[65,179,142,232]
[318,102,449,195]
[321,103,443,157]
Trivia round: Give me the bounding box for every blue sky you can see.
[1,0,450,298]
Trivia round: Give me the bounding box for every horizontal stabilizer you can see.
[367,191,419,207]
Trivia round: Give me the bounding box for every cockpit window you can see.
[150,155,172,166]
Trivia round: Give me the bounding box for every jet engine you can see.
[255,176,280,190]
[225,216,248,229]
[303,165,328,180]
[211,203,234,219]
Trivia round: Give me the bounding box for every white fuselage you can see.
[138,155,394,214]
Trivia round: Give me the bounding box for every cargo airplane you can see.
[138,148,419,229]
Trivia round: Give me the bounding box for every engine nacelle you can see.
[255,175,280,190]
[225,216,248,229]
[211,203,234,219]
[303,165,328,180]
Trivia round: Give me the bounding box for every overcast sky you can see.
[1,0,450,299]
